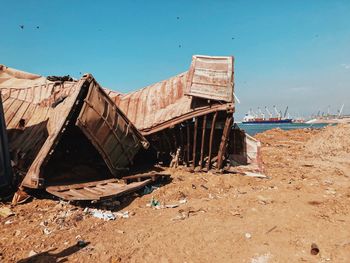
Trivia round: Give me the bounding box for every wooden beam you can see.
[199,115,207,169]
[179,125,185,165]
[192,117,198,170]
[186,121,190,167]
[217,115,233,170]
[206,112,218,171]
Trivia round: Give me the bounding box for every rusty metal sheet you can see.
[46,178,151,201]
[76,79,149,174]
[0,94,12,195]
[109,55,235,135]
[0,65,149,201]
[186,55,234,102]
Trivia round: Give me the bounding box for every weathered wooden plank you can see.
[199,115,207,169]
[217,115,233,169]
[206,112,218,170]
[192,117,198,170]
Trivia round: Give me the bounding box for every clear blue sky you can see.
[1,0,350,119]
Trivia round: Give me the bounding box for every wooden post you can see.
[179,125,185,165]
[199,115,207,169]
[217,115,233,170]
[186,122,190,167]
[206,112,217,171]
[192,117,198,170]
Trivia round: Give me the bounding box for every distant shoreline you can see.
[306,117,350,124]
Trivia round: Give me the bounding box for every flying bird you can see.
[177,16,180,20]
[19,25,24,29]
[36,26,39,29]
[178,44,182,48]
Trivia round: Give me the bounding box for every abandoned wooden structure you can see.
[107,55,258,171]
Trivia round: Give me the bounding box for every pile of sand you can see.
[305,124,350,157]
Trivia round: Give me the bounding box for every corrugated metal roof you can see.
[0,66,148,194]
[110,55,234,135]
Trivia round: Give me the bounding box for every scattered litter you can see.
[200,184,208,190]
[244,172,268,179]
[0,207,15,218]
[4,220,12,225]
[114,211,129,219]
[28,250,37,257]
[43,228,52,235]
[14,230,21,237]
[116,230,125,234]
[257,195,272,205]
[250,253,271,263]
[143,185,159,195]
[77,240,88,248]
[310,243,320,255]
[39,221,48,227]
[230,210,242,217]
[89,209,116,221]
[165,204,179,208]
[201,177,209,183]
[149,198,161,208]
[171,212,187,221]
[171,207,206,221]
[192,184,196,189]
[245,232,252,239]
[325,188,336,195]
[179,199,187,204]
[265,225,277,234]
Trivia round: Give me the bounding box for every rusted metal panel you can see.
[0,65,149,201]
[186,55,234,102]
[76,80,149,174]
[46,179,151,201]
[0,94,12,195]
[110,55,235,135]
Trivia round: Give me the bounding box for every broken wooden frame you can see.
[0,65,150,201]
[144,108,243,171]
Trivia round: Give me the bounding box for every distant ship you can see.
[242,106,293,124]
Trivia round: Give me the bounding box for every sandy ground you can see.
[1,124,350,263]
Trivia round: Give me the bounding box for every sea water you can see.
[237,123,331,136]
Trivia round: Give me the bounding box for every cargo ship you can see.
[242,106,293,124]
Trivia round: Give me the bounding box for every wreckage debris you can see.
[0,55,264,204]
[0,95,12,197]
[107,55,262,173]
[311,243,320,255]
[0,65,149,202]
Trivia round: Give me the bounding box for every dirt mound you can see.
[305,124,350,157]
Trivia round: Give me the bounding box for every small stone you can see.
[4,220,12,225]
[39,220,48,227]
[245,232,252,239]
[43,228,51,235]
[179,199,187,204]
[28,250,37,257]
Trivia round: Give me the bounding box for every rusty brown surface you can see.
[109,55,235,135]
[186,55,234,102]
[46,179,152,201]
[0,65,149,200]
[0,94,12,194]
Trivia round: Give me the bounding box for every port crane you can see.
[265,106,272,118]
